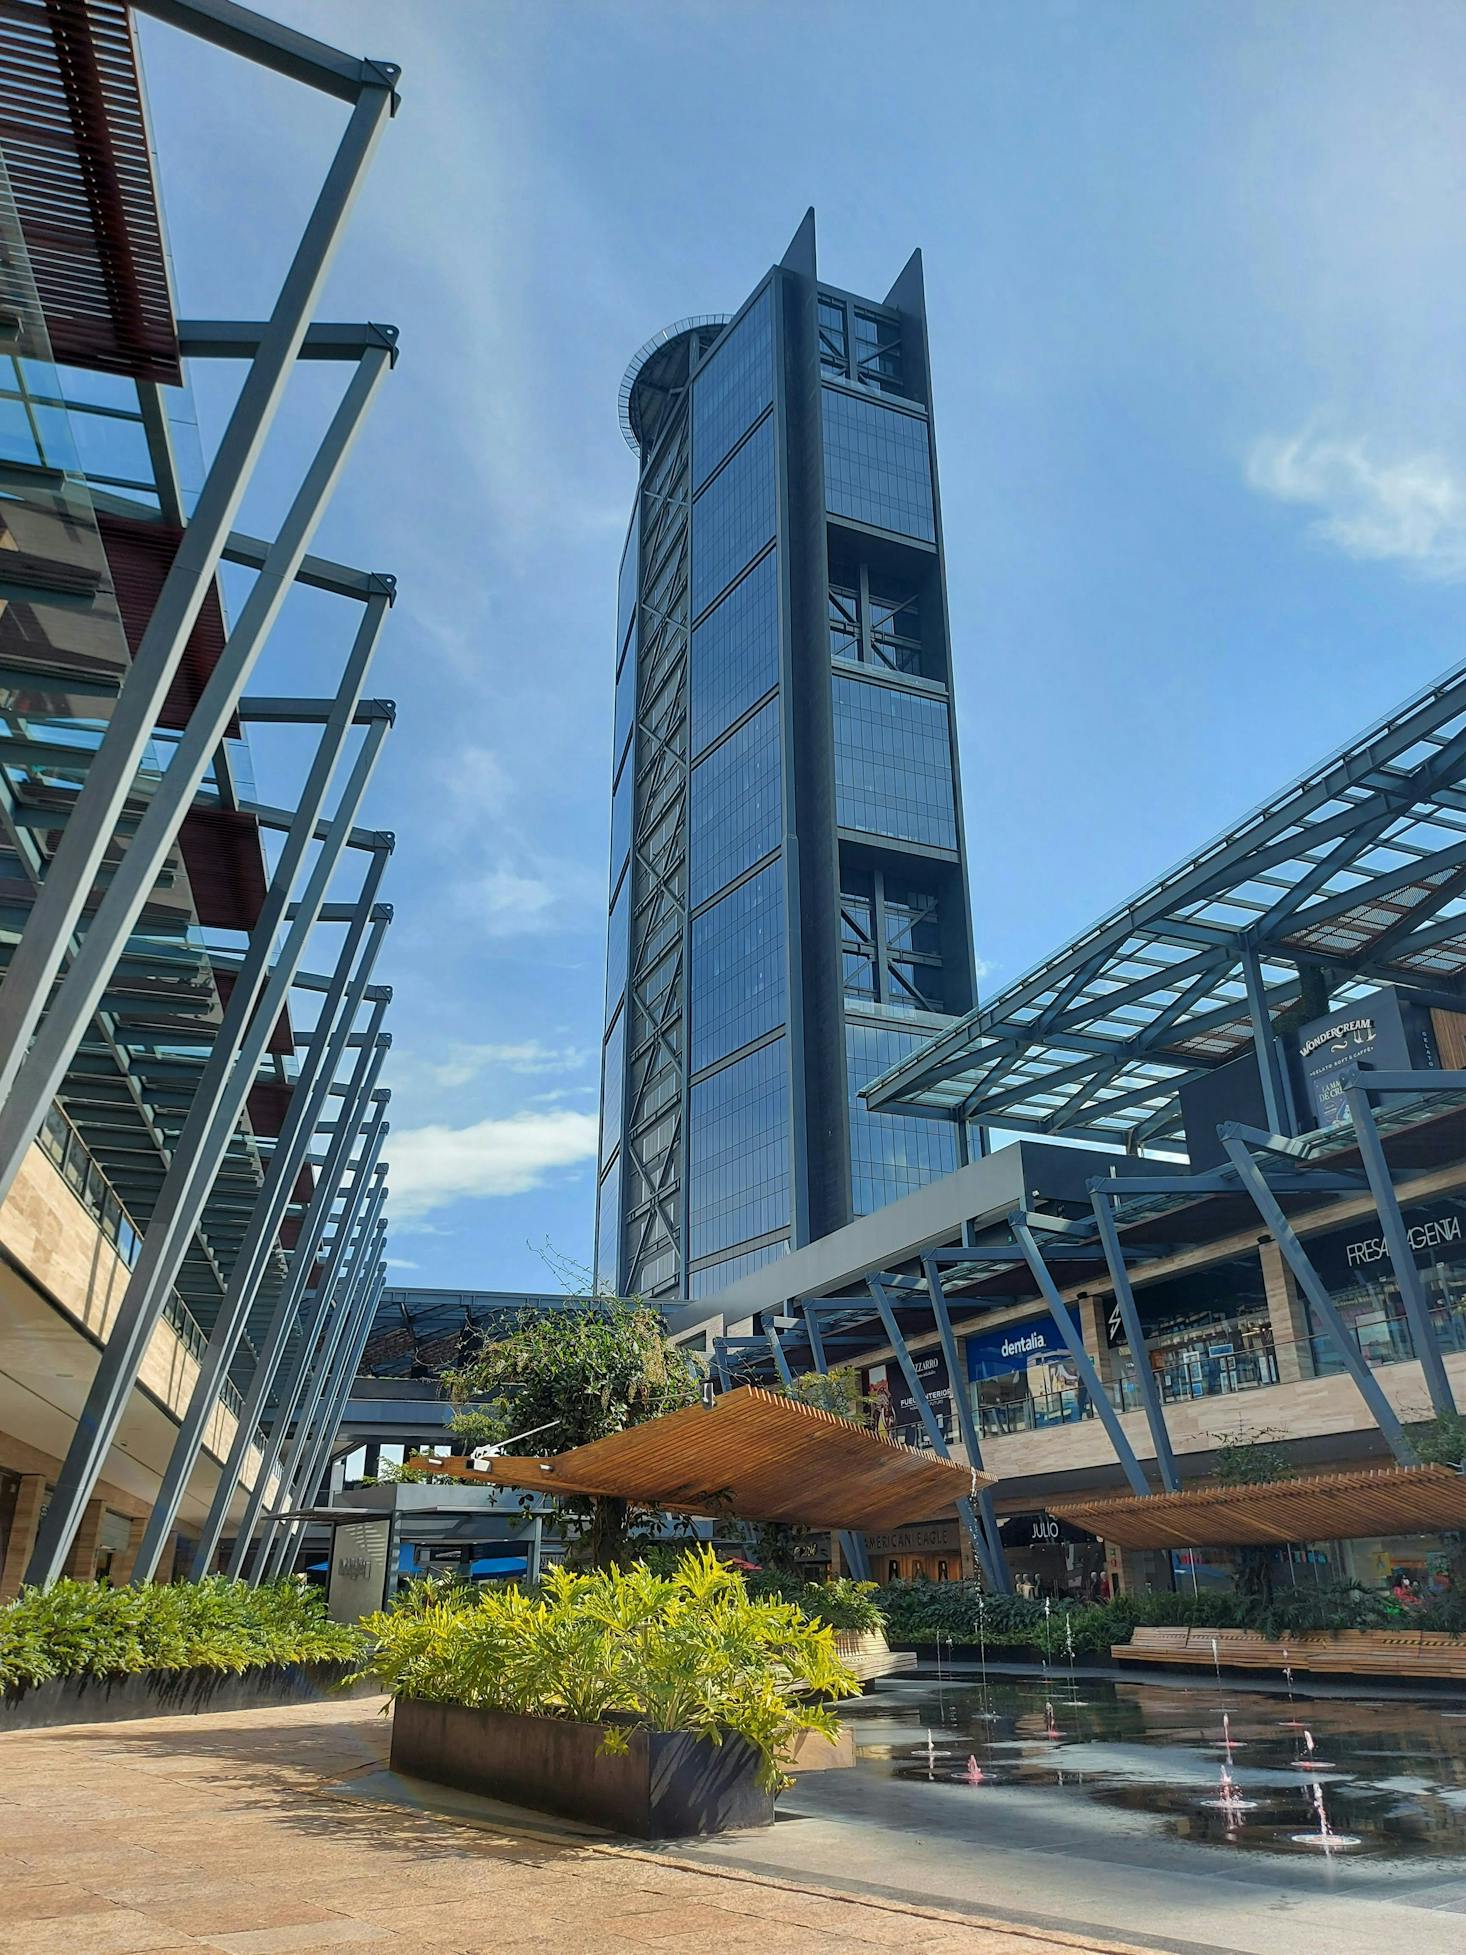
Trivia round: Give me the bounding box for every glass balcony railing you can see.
[35,1103,258,1436]
[1310,1301,1466,1379]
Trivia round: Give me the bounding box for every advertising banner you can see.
[965,1317,1069,1379]
[863,1347,952,1449]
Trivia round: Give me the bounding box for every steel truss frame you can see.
[863,662,1466,1152]
[0,0,402,1584]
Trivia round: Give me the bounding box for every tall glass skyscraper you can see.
[596,211,979,1303]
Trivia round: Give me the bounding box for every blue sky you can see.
[134,0,1466,1292]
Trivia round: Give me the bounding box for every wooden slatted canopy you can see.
[0,0,180,381]
[482,1386,988,1533]
[1049,1464,1466,1549]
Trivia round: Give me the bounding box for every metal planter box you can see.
[0,1660,373,1733]
[390,1697,774,1838]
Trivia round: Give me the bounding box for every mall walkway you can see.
[0,1695,1148,1955]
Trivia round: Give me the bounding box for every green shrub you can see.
[0,1577,362,1692]
[356,1545,860,1789]
[874,1576,1466,1651]
[744,1572,884,1633]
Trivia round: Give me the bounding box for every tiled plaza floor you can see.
[0,1695,1154,1955]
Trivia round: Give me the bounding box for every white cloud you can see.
[476,865,558,937]
[388,1109,599,1220]
[426,1041,592,1089]
[1247,428,1466,580]
[387,1257,421,1272]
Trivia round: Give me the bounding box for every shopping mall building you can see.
[691,665,1466,1601]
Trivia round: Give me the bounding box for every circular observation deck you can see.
[618,315,731,456]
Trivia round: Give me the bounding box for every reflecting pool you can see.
[850,1669,1466,1858]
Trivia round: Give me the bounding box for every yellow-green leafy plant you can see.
[356,1545,859,1788]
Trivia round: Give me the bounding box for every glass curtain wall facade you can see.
[597,213,978,1301]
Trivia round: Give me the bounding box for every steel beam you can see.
[765,1327,794,1388]
[130,0,398,102]
[224,1108,389,1579]
[921,1257,1011,1589]
[867,1278,998,1588]
[254,1183,387,1581]
[132,896,392,1582]
[801,1307,870,1582]
[1088,1189,1181,1491]
[1010,1219,1151,1496]
[262,1241,388,1580]
[0,337,393,1212]
[1341,1082,1456,1418]
[24,686,391,1585]
[1220,1128,1418,1463]
[0,76,392,1196]
[196,1047,389,1578]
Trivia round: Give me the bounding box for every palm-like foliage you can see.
[357,1546,859,1788]
[0,1577,361,1691]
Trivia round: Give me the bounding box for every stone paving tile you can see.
[202,1923,390,1954]
[2,1880,120,1921]
[0,1907,188,1953]
[0,1699,1154,1955]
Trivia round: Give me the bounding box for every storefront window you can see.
[1303,1196,1466,1377]
[1339,1534,1454,1596]
[1118,1256,1277,1402]
[965,1317,1091,1435]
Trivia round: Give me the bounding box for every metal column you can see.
[1088,1187,1181,1492]
[765,1327,795,1388]
[256,1195,387,1582]
[263,1241,388,1581]
[25,701,392,1586]
[245,1196,386,1584]
[1220,1129,1418,1463]
[1238,937,1292,1139]
[802,1305,870,1582]
[1343,1079,1457,1418]
[867,1278,998,1589]
[191,1031,389,1577]
[226,1108,389,1578]
[132,899,392,1582]
[1010,1218,1151,1497]
[922,1257,1012,1590]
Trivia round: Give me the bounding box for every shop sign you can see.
[965,1317,1068,1379]
[1000,1511,1078,1547]
[864,1522,962,1555]
[864,1349,952,1448]
[327,1517,394,1626]
[1312,1204,1466,1285]
[1294,985,1434,1129]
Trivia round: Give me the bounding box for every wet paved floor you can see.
[673,1669,1466,1955]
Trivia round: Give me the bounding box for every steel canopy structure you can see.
[863,660,1466,1150]
[0,0,403,1588]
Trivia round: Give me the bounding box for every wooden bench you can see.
[1115,1627,1295,1669]
[1114,1625,1466,1680]
[1112,1626,1194,1664]
[1303,1630,1466,1680]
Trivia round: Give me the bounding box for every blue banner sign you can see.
[965,1317,1068,1380]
